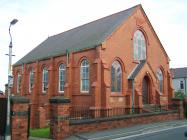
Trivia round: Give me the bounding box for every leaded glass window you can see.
[133,30,146,60]
[29,69,34,93]
[42,67,48,92]
[17,73,21,93]
[59,64,65,92]
[80,59,89,92]
[157,68,163,93]
[111,61,122,92]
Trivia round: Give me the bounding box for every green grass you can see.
[30,127,50,138]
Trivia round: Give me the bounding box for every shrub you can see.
[175,90,186,99]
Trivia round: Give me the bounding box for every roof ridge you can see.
[14,4,139,66]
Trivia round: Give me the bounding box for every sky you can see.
[0,0,187,91]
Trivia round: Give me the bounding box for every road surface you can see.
[65,120,187,140]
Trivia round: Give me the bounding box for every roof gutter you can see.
[132,79,135,113]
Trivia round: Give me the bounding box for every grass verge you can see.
[30,127,50,138]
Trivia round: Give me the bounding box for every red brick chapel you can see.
[12,4,174,128]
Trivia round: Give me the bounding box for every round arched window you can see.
[80,59,89,92]
[59,64,66,92]
[133,30,146,60]
[111,61,122,92]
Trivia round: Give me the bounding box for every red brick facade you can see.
[12,5,174,128]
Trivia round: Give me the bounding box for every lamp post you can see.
[5,19,18,140]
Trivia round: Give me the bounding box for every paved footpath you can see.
[29,120,187,140]
[64,120,187,140]
[29,137,51,140]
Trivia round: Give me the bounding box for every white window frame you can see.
[17,73,21,93]
[42,67,48,93]
[111,61,122,93]
[58,64,65,93]
[29,69,34,93]
[80,59,89,93]
[133,30,146,61]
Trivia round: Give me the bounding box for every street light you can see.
[5,19,18,140]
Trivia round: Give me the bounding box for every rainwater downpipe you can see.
[184,78,187,96]
[132,79,135,113]
[66,49,69,64]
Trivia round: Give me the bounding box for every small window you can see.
[59,64,65,92]
[156,68,163,93]
[42,67,48,92]
[17,73,21,93]
[180,81,184,89]
[133,30,146,60]
[80,59,89,92]
[29,69,34,93]
[111,61,122,92]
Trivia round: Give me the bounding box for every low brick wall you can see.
[49,97,183,139]
[70,111,179,134]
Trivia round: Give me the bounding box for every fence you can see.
[0,98,7,140]
[69,104,179,120]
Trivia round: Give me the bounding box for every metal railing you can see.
[69,104,179,120]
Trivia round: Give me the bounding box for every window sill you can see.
[110,92,124,97]
[133,60,140,64]
[73,93,91,96]
[81,91,89,93]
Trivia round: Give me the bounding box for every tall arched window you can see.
[133,30,146,60]
[80,59,89,92]
[59,64,65,92]
[29,69,34,93]
[157,68,163,93]
[111,61,122,92]
[17,72,21,93]
[42,67,48,93]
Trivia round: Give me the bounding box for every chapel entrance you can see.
[142,76,150,104]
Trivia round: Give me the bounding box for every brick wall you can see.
[70,112,179,134]
[10,96,30,140]
[49,97,183,139]
[49,96,70,140]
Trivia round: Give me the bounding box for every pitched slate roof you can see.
[171,67,187,79]
[128,60,146,80]
[14,5,139,66]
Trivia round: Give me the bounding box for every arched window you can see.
[80,59,89,92]
[29,69,34,93]
[133,30,146,60]
[59,64,65,92]
[157,68,163,93]
[42,67,48,92]
[111,61,122,92]
[17,72,21,93]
